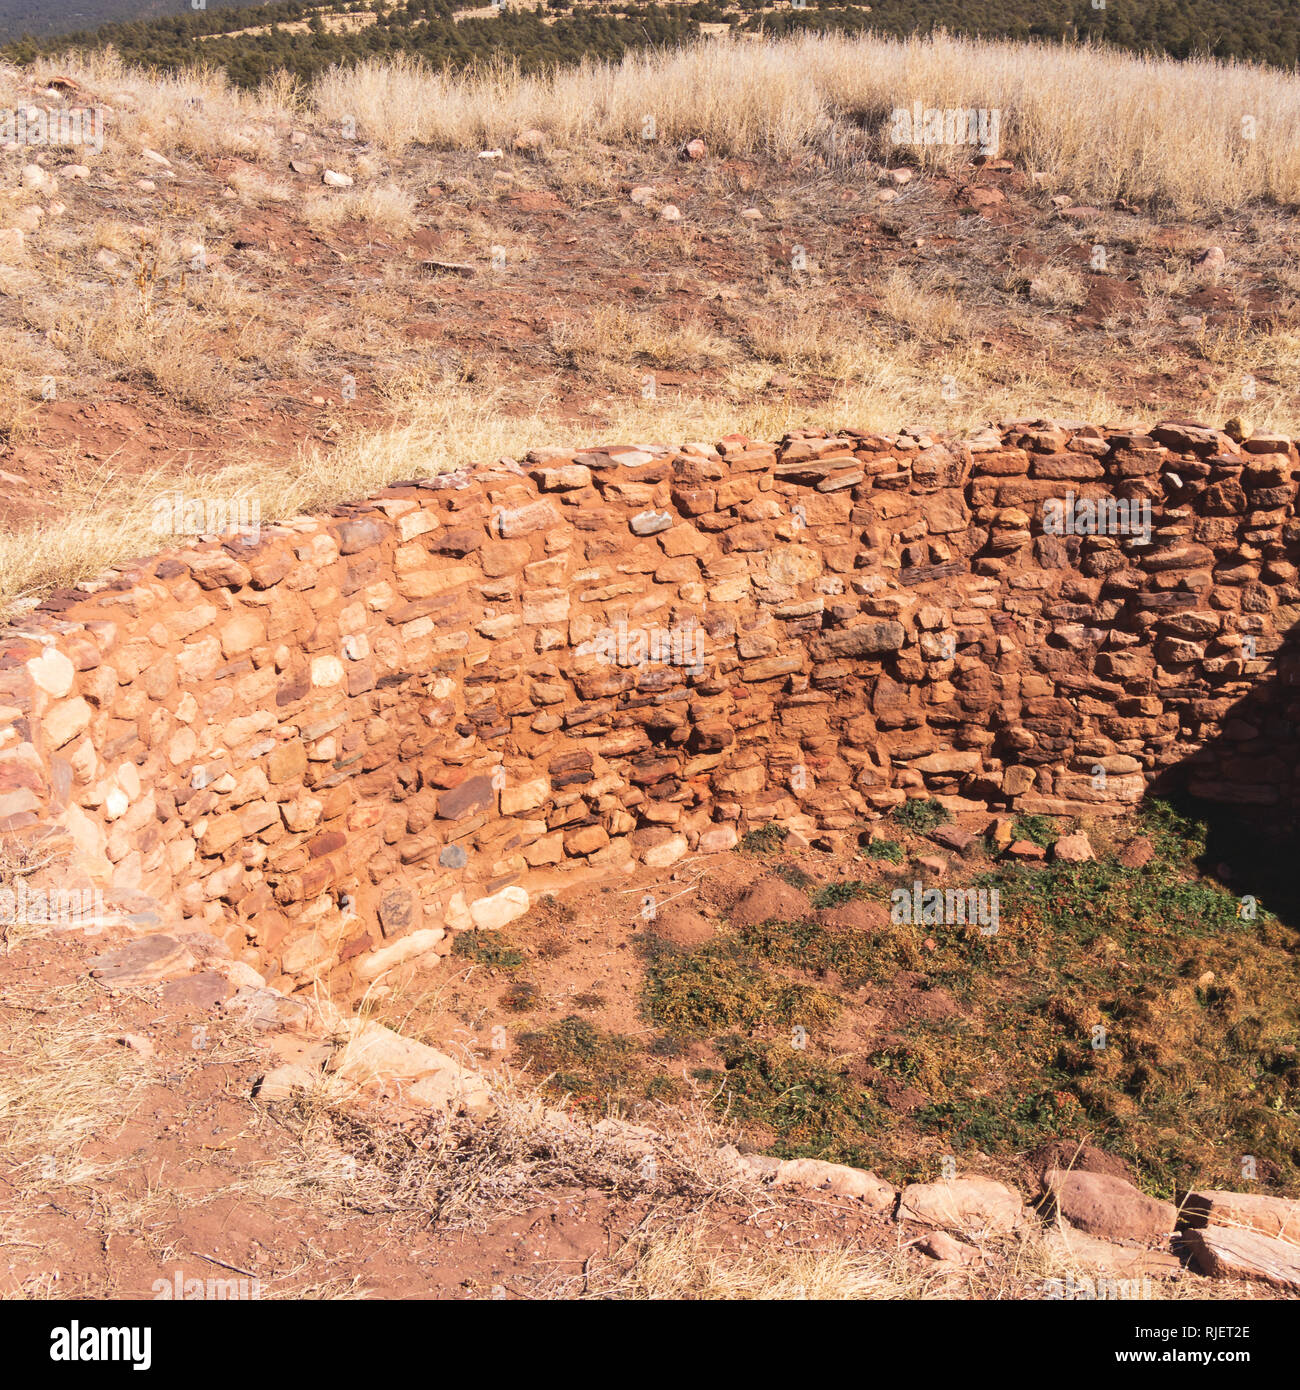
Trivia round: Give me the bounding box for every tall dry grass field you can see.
[307,33,1300,214]
[17,32,1300,214]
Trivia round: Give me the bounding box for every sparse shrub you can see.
[714,1036,882,1165]
[810,880,876,910]
[501,981,541,1013]
[774,863,815,891]
[737,823,788,855]
[453,930,527,969]
[1012,814,1059,849]
[517,1015,639,1106]
[892,799,950,833]
[641,939,838,1038]
[862,838,903,863]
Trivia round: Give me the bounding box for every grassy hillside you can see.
[4,0,1300,80]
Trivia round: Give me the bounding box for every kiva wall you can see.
[1,419,1296,996]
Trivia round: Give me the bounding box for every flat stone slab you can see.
[160,971,233,1011]
[1180,1190,1300,1245]
[897,1177,1025,1236]
[1184,1226,1300,1291]
[1042,1226,1183,1279]
[222,985,315,1034]
[88,935,198,988]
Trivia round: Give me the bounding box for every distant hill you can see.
[0,0,262,42]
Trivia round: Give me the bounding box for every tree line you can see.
[2,0,1295,87]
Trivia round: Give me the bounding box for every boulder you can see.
[769,1158,895,1209]
[1184,1226,1300,1291]
[353,928,447,983]
[1042,1169,1177,1244]
[329,1022,491,1114]
[1179,1190,1300,1245]
[897,1177,1025,1236]
[1052,833,1094,863]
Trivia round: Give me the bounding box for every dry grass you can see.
[50,290,236,413]
[1027,264,1089,310]
[0,363,1130,619]
[246,1079,754,1233]
[304,35,1300,215]
[605,1223,920,1300]
[550,303,736,374]
[7,32,1298,214]
[0,986,146,1190]
[303,182,420,236]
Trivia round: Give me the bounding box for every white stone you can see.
[469,885,529,930]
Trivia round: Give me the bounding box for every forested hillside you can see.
[2,0,1297,87]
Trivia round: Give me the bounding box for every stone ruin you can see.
[1,419,1297,998]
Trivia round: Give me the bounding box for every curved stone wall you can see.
[2,420,1297,995]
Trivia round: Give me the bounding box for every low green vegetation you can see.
[452,929,526,969]
[862,838,904,863]
[1011,813,1059,849]
[512,800,1300,1194]
[892,798,950,834]
[737,823,789,855]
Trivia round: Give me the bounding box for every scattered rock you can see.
[223,985,315,1034]
[329,1022,491,1114]
[768,1157,895,1208]
[353,927,447,983]
[1117,836,1154,868]
[469,885,529,930]
[322,169,353,188]
[683,138,707,160]
[1184,1225,1300,1291]
[1052,832,1094,863]
[917,1230,977,1264]
[255,1062,319,1101]
[897,1177,1025,1236]
[1042,1169,1178,1244]
[88,936,198,989]
[1180,1190,1300,1245]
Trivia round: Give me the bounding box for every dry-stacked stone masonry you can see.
[2,420,1297,996]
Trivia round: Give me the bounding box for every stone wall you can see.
[2,419,1297,995]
